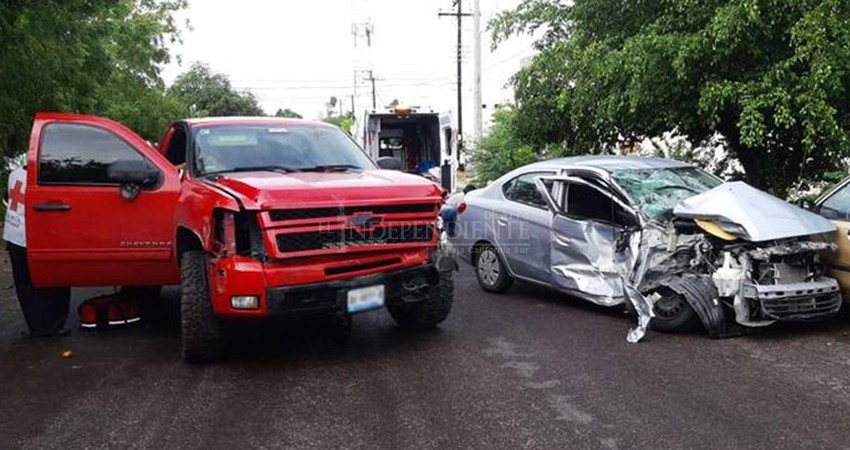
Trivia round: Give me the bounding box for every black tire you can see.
[474,244,513,293]
[649,285,700,332]
[388,271,454,330]
[180,251,223,363]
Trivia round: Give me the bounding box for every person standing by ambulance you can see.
[4,162,70,337]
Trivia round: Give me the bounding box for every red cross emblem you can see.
[9,181,24,212]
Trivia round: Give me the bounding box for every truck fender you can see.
[174,182,241,255]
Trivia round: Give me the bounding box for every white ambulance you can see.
[354,107,458,192]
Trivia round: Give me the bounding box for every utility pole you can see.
[472,0,482,144]
[352,72,357,115]
[351,16,375,114]
[368,70,377,109]
[355,70,380,109]
[439,1,472,158]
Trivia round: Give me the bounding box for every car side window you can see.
[819,183,850,220]
[566,180,632,225]
[502,172,554,209]
[39,123,144,184]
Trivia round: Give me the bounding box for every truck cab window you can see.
[38,123,144,184]
[165,126,187,166]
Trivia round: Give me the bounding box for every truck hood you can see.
[672,181,835,242]
[207,169,444,209]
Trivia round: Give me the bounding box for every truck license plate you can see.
[347,285,385,313]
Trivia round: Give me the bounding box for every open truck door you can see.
[25,113,181,287]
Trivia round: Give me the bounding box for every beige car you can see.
[814,178,850,300]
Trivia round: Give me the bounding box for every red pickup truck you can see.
[24,113,454,362]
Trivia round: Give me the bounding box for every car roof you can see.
[521,155,691,172]
[183,116,334,128]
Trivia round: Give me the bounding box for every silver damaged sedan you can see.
[452,156,841,340]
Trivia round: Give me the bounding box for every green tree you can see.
[323,112,355,135]
[471,107,541,184]
[0,0,188,153]
[491,0,850,196]
[275,108,303,119]
[169,63,264,117]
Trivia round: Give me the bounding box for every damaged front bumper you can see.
[743,278,842,321]
[267,264,444,316]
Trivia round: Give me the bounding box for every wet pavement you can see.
[2,262,850,450]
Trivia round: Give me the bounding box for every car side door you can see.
[536,175,641,304]
[26,113,181,287]
[496,171,556,282]
[814,179,850,299]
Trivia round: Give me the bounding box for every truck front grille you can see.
[276,225,433,254]
[270,204,436,222]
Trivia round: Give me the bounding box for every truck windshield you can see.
[192,124,375,175]
[611,167,722,222]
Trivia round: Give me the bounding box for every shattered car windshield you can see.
[611,167,722,222]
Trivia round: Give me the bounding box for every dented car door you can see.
[536,175,641,306]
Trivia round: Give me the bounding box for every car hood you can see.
[207,169,444,209]
[672,181,835,242]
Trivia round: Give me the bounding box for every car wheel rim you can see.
[478,250,500,287]
[654,294,685,319]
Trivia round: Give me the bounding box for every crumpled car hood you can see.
[672,181,835,242]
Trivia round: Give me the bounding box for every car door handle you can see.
[496,217,508,226]
[33,203,71,212]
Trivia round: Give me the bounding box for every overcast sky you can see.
[163,0,536,133]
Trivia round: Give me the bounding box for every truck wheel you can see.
[180,251,223,363]
[475,245,513,293]
[388,270,454,330]
[649,285,700,332]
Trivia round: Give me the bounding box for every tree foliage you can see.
[0,0,188,153]
[471,107,542,184]
[323,112,355,135]
[491,0,850,195]
[169,63,264,117]
[275,108,303,119]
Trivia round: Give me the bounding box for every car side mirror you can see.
[107,159,161,201]
[376,157,403,171]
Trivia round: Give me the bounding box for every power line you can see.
[234,80,455,91]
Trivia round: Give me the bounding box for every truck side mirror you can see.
[107,159,162,201]
[376,157,403,171]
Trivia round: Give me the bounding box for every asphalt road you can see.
[2,260,850,450]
